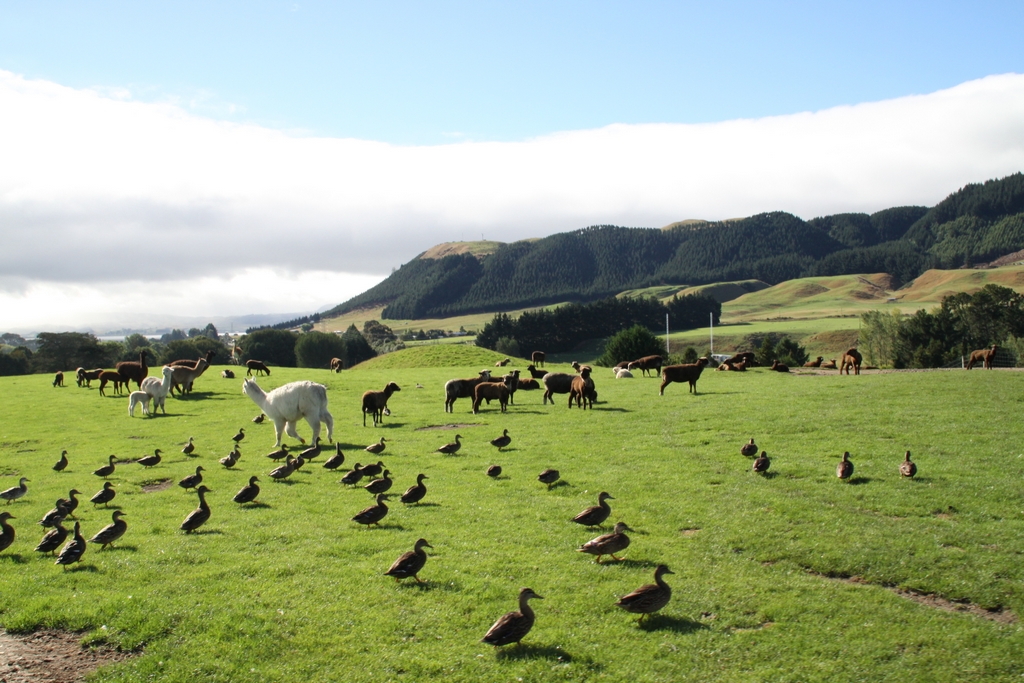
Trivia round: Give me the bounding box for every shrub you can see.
[295,331,348,369]
[494,337,521,358]
[241,329,298,368]
[597,325,665,367]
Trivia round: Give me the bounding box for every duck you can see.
[753,451,771,474]
[182,437,196,456]
[180,485,212,533]
[437,434,462,455]
[837,452,854,481]
[538,469,560,489]
[232,428,245,444]
[740,438,758,457]
[400,474,428,504]
[89,510,127,550]
[481,588,543,647]
[220,447,240,469]
[252,413,266,424]
[616,564,674,623]
[900,450,917,478]
[179,466,205,490]
[35,519,68,555]
[293,454,308,473]
[578,521,633,563]
[269,455,296,481]
[360,461,385,479]
[300,437,323,461]
[39,499,70,528]
[364,470,393,495]
[63,489,81,519]
[0,512,15,553]
[487,465,502,478]
[55,521,87,569]
[90,482,116,507]
[137,449,162,468]
[1,477,29,504]
[572,492,614,528]
[365,437,386,455]
[340,465,365,485]
[266,445,289,461]
[233,476,261,505]
[385,538,433,583]
[322,444,345,470]
[352,493,389,527]
[53,450,69,472]
[490,429,511,451]
[93,455,117,478]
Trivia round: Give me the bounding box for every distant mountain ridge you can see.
[326,172,1024,321]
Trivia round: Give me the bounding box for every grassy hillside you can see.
[353,344,513,370]
[1,359,1023,681]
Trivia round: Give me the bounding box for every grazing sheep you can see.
[243,378,334,447]
[222,369,235,379]
[97,370,125,396]
[840,348,863,375]
[362,382,401,427]
[53,371,64,387]
[116,351,149,390]
[659,358,709,395]
[531,351,546,368]
[330,357,343,373]
[517,378,540,390]
[502,370,520,405]
[170,359,210,397]
[246,359,271,377]
[821,359,838,369]
[495,357,511,367]
[966,344,998,370]
[627,355,663,378]
[526,364,547,379]
[615,368,633,379]
[128,391,150,417]
[803,357,824,368]
[443,370,492,413]
[770,360,790,372]
[473,381,510,413]
[140,366,175,415]
[76,368,103,388]
[542,372,575,405]
[569,367,596,409]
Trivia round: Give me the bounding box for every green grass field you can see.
[2,355,1023,681]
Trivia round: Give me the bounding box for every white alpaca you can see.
[615,368,634,379]
[242,378,334,447]
[128,391,151,417]
[140,366,175,415]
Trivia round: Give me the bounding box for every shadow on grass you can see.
[496,643,572,662]
[593,407,631,413]
[184,529,224,536]
[99,544,138,552]
[62,564,101,573]
[1,553,30,564]
[757,472,780,480]
[355,523,406,531]
[846,477,873,486]
[405,502,441,507]
[397,579,462,593]
[638,614,708,634]
[546,480,571,490]
[239,502,272,509]
[270,479,309,486]
[613,558,661,569]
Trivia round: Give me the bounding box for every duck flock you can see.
[0,376,923,650]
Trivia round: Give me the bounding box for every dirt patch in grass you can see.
[0,629,135,682]
[415,423,484,431]
[141,479,172,493]
[680,528,701,537]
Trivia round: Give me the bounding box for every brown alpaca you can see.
[116,351,149,390]
[966,344,998,370]
[330,357,343,372]
[803,357,823,367]
[246,360,271,377]
[531,351,546,368]
[821,359,838,369]
[840,348,862,375]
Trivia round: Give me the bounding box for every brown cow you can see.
[966,344,998,369]
[840,348,862,375]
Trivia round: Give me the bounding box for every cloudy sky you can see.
[1,1,1023,333]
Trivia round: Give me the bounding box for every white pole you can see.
[665,314,670,355]
[709,312,714,355]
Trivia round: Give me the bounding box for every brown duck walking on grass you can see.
[234,476,261,505]
[266,444,289,461]
[360,461,385,479]
[572,492,614,528]
[53,450,69,472]
[740,438,758,457]
[137,449,162,468]
[323,444,345,470]
[753,451,771,474]
[616,564,674,623]
[364,470,393,495]
[365,437,386,455]
[0,512,15,553]
[39,499,70,528]
[220,447,240,469]
[182,437,196,456]
[90,482,116,508]
[385,538,432,583]
[538,469,560,489]
[1,477,29,505]
[63,489,81,518]
[490,429,511,451]
[89,511,127,549]
[300,437,323,461]
[578,522,632,563]
[899,451,917,478]
[232,428,245,444]
[179,466,205,490]
[352,493,389,527]
[482,587,543,647]
[400,474,428,504]
[180,485,212,533]
[55,521,86,569]
[437,434,462,455]
[269,455,296,481]
[340,464,365,485]
[837,452,854,481]
[35,519,67,555]
[252,413,265,424]
[94,455,117,478]
[487,465,502,478]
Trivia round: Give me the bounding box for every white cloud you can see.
[1,70,1023,330]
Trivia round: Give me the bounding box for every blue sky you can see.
[2,1,1022,144]
[1,2,1024,331]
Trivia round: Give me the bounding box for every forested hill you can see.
[327,172,1024,320]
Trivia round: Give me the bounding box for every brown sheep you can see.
[628,355,663,378]
[821,359,838,369]
[517,378,540,390]
[473,381,510,413]
[569,367,596,409]
[966,344,998,369]
[840,348,862,375]
[52,371,64,387]
[330,357,343,373]
[444,370,492,413]
[362,382,401,426]
[770,360,790,373]
[98,370,125,396]
[526,364,547,379]
[221,369,235,379]
[803,357,824,368]
[503,370,521,405]
[717,360,746,372]
[659,358,709,395]
[76,367,103,387]
[495,358,511,367]
[116,351,149,390]
[531,351,546,367]
[725,351,756,366]
[246,360,271,377]
[542,372,575,404]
